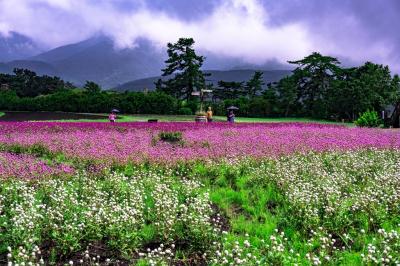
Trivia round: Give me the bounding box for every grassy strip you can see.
[0,112,4,117]
[41,113,354,126]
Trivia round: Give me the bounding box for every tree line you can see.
[156,38,400,120]
[0,77,177,114]
[0,37,399,120]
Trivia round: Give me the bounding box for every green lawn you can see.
[0,112,4,117]
[50,113,354,126]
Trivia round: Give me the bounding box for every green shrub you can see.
[158,131,183,143]
[178,107,192,115]
[355,110,382,127]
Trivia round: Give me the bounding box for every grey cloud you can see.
[0,0,399,73]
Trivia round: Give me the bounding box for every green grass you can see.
[0,112,4,117]
[45,113,354,126]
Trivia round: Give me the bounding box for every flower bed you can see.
[0,122,398,167]
[0,152,74,179]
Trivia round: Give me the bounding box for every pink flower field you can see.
[0,122,399,166]
[0,151,74,179]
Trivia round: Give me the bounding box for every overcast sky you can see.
[0,0,399,72]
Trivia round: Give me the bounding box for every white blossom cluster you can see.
[254,149,400,227]
[210,231,302,265]
[361,228,400,265]
[138,243,176,266]
[1,170,216,265]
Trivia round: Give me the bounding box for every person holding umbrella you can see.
[226,106,238,123]
[109,109,119,123]
[228,110,235,123]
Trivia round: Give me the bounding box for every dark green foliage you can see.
[158,131,183,142]
[214,81,245,100]
[245,71,265,98]
[355,110,382,127]
[159,38,209,100]
[329,63,400,120]
[0,90,177,115]
[288,52,341,118]
[177,107,192,115]
[83,81,102,94]
[266,75,298,117]
[0,68,72,97]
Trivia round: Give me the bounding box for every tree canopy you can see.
[159,38,208,101]
[0,68,72,97]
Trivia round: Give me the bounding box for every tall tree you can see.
[289,52,341,117]
[267,75,298,117]
[245,71,265,98]
[83,81,102,94]
[161,38,208,101]
[329,62,400,120]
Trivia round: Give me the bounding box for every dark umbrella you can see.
[111,109,120,113]
[226,106,239,110]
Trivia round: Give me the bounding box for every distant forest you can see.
[1,37,399,121]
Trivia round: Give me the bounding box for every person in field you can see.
[109,112,116,123]
[227,110,235,123]
[207,106,213,122]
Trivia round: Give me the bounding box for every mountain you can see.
[29,36,165,88]
[31,36,104,63]
[0,32,43,62]
[1,34,292,88]
[114,69,292,92]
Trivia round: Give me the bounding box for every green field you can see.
[45,113,354,126]
[0,112,4,117]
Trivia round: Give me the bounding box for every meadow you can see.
[0,122,399,265]
[0,111,355,125]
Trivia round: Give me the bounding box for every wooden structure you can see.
[192,89,213,122]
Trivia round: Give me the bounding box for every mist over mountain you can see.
[30,36,166,88]
[0,34,292,88]
[0,32,43,62]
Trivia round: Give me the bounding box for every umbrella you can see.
[111,109,120,113]
[226,106,239,110]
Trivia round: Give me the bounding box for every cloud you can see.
[0,0,399,72]
[0,0,312,65]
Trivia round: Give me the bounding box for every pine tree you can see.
[161,38,208,101]
[245,71,265,98]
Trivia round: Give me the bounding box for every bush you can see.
[177,107,192,115]
[158,131,183,143]
[355,110,382,127]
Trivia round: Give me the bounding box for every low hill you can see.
[0,60,59,76]
[114,69,292,92]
